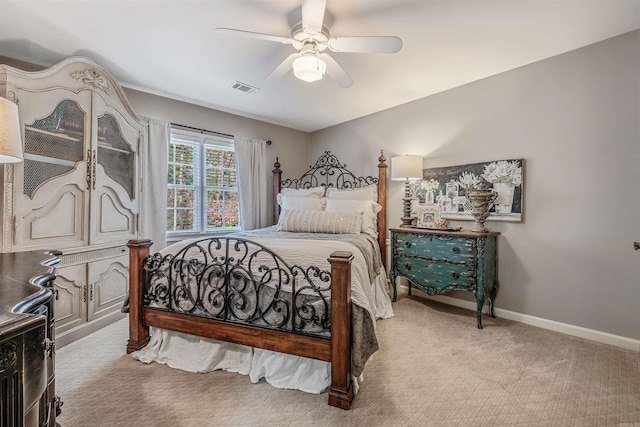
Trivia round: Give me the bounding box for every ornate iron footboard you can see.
[127,238,356,409]
[142,237,332,337]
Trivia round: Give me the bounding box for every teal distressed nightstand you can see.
[389,227,499,329]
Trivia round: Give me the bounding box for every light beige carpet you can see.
[55,297,640,427]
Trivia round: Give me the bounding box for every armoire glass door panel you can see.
[23,99,85,197]
[96,113,134,199]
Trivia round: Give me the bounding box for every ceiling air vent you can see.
[231,81,259,94]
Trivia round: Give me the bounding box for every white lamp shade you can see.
[0,97,23,163]
[391,155,423,181]
[293,54,326,83]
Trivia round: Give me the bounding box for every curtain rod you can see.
[170,123,271,145]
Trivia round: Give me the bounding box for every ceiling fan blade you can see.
[301,0,326,35]
[215,28,292,45]
[328,36,403,54]
[320,53,353,88]
[265,53,298,81]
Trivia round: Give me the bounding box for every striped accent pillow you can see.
[277,209,362,234]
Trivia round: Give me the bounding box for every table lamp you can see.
[0,97,23,163]
[391,155,423,227]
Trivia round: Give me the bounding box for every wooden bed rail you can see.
[327,250,354,409]
[126,239,355,409]
[126,239,152,353]
[377,151,387,267]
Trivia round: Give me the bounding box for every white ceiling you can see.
[1,1,639,132]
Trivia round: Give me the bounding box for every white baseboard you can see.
[399,285,640,352]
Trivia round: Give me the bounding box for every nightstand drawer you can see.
[396,256,475,291]
[395,233,474,264]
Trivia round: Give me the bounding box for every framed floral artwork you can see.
[411,159,525,222]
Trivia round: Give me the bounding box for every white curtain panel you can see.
[235,137,270,230]
[141,117,169,251]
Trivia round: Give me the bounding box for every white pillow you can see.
[278,195,325,211]
[277,209,362,234]
[325,198,381,237]
[280,186,325,198]
[326,185,377,202]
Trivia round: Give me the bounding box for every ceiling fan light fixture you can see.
[292,54,326,83]
[217,0,402,88]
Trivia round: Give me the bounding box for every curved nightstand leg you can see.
[488,297,495,319]
[389,273,398,302]
[489,281,499,318]
[476,294,484,329]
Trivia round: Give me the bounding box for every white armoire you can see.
[0,57,146,346]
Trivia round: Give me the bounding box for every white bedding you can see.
[131,234,393,394]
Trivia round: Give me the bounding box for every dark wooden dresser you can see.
[0,251,61,426]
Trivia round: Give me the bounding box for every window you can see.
[167,128,239,235]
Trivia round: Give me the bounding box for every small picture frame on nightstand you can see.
[416,204,441,228]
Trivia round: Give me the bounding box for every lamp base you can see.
[399,217,414,228]
[399,181,414,227]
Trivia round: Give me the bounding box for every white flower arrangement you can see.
[482,160,522,186]
[457,171,481,191]
[420,179,440,192]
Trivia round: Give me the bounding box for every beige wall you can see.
[311,30,640,341]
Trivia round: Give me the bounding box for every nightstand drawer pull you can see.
[452,247,460,254]
[452,272,460,279]
[405,263,412,271]
[405,242,412,248]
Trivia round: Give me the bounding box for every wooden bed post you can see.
[126,239,152,354]
[327,251,354,410]
[272,157,282,225]
[377,150,388,267]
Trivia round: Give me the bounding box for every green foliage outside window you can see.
[167,131,238,233]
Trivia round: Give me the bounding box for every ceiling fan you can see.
[215,0,403,88]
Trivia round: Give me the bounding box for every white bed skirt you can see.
[131,273,393,394]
